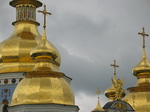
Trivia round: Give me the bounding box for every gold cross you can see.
[38,4,52,29]
[110,60,119,76]
[138,27,149,48]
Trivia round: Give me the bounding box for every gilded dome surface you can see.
[30,29,61,72]
[10,2,74,107]
[0,22,41,73]
[124,28,150,112]
[92,99,104,112]
[124,92,150,112]
[133,49,150,76]
[11,76,75,106]
[105,85,125,101]
[105,85,116,99]
[0,0,43,73]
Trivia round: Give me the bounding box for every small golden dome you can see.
[105,85,116,101]
[105,85,126,101]
[92,98,104,112]
[105,60,126,101]
[30,29,61,72]
[11,76,75,106]
[133,48,150,76]
[92,89,104,112]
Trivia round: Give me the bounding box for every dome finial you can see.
[38,4,52,29]
[92,88,104,112]
[138,27,149,48]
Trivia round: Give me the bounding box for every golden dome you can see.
[92,98,104,112]
[124,28,150,112]
[124,49,150,111]
[0,22,41,73]
[11,75,75,106]
[11,32,73,105]
[105,85,116,101]
[133,48,150,76]
[133,27,150,76]
[105,85,125,101]
[31,29,61,72]
[92,89,104,112]
[0,0,43,73]
[11,34,73,105]
[124,91,150,112]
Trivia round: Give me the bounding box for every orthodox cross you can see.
[110,60,119,79]
[38,4,52,29]
[138,27,149,48]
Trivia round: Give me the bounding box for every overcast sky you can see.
[1,0,150,112]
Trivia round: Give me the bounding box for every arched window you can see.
[16,5,36,21]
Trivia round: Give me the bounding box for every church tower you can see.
[0,0,72,112]
[0,0,43,110]
[8,3,79,112]
[124,28,150,112]
[0,0,43,73]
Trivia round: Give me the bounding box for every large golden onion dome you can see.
[11,5,74,106]
[0,0,43,73]
[11,75,75,105]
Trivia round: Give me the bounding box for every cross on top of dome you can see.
[138,27,149,48]
[38,4,52,29]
